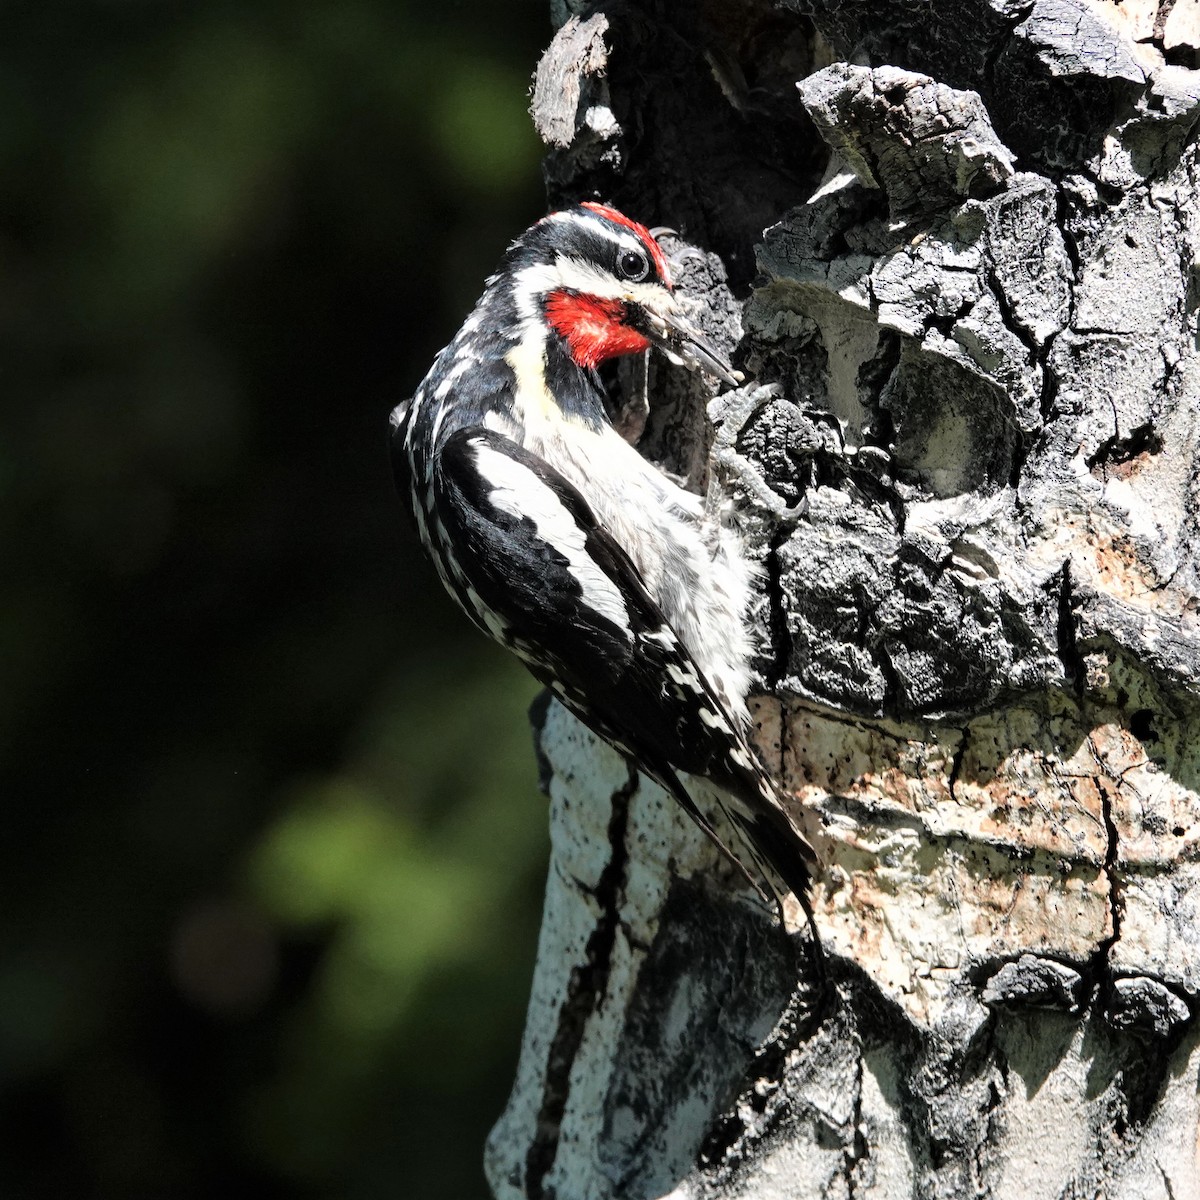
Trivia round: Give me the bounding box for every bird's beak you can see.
[642,306,744,387]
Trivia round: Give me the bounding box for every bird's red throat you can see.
[545,290,650,370]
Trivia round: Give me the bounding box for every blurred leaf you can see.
[242,657,545,1179]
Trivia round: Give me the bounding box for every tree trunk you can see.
[486,2,1200,1197]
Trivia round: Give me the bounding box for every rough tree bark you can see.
[485,2,1200,1197]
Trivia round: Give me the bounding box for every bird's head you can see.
[504,202,742,386]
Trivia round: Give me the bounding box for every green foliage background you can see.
[1,2,553,1195]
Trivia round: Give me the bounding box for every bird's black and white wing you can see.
[428,425,814,900]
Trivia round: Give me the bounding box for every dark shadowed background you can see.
[1,2,552,1196]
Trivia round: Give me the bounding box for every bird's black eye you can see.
[618,248,650,281]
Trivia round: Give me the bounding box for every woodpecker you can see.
[391,202,815,905]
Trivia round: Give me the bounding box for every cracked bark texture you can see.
[486,2,1200,1198]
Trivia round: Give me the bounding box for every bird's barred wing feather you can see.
[430,426,814,900]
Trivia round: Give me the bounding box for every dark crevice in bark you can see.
[1129,708,1158,744]
[1091,177,1129,209]
[525,763,638,1200]
[947,726,969,802]
[1092,758,1125,1013]
[842,1051,868,1198]
[1085,423,1165,473]
[876,638,905,713]
[926,296,976,341]
[975,1040,1007,1193]
[861,340,900,451]
[984,269,1041,361]
[1056,561,1085,696]
[1055,186,1085,284]
[764,524,795,689]
[1038,342,1060,424]
[978,14,1025,99]
[1007,425,1033,490]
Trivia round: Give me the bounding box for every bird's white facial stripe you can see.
[509,254,670,323]
[470,440,632,634]
[551,257,669,307]
[546,209,649,258]
[546,209,614,238]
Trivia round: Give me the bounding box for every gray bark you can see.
[488,2,1200,1197]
